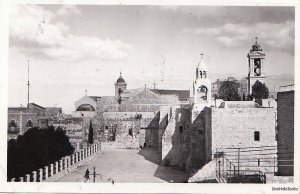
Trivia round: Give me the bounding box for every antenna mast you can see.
[27,59,30,109]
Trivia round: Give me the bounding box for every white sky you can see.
[8,5,295,113]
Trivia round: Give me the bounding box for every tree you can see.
[134,113,142,120]
[252,80,269,99]
[7,126,74,180]
[88,120,94,145]
[218,81,241,101]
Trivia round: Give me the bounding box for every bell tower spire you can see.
[193,53,211,104]
[247,37,267,96]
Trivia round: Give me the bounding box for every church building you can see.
[64,39,278,182]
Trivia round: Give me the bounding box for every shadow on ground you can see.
[138,148,191,183]
[138,147,161,165]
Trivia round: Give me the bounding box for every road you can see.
[56,148,190,183]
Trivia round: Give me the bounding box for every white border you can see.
[0,0,299,193]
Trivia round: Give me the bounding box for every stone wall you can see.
[186,104,208,170]
[161,106,191,168]
[277,90,294,176]
[209,107,277,173]
[8,110,40,137]
[103,104,164,112]
[45,107,62,118]
[100,112,160,149]
[50,117,97,150]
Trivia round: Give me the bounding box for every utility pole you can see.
[93,166,96,183]
[27,59,30,109]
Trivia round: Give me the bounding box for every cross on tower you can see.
[85,89,88,96]
[200,52,204,59]
[153,82,157,90]
[255,36,258,44]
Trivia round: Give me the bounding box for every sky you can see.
[8,4,295,113]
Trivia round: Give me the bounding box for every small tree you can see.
[134,113,142,120]
[218,81,241,101]
[252,80,269,99]
[88,120,94,145]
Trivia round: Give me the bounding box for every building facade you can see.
[277,84,294,176]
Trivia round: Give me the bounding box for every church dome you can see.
[116,73,126,83]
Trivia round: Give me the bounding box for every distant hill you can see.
[210,73,294,92]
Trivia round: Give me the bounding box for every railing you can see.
[215,154,266,183]
[215,154,237,183]
[215,146,277,183]
[9,143,101,182]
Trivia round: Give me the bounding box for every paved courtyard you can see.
[56,149,190,183]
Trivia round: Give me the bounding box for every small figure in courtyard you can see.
[84,169,90,181]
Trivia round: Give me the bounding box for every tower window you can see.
[26,120,33,128]
[254,131,260,141]
[10,120,16,127]
[129,128,133,136]
[179,125,184,133]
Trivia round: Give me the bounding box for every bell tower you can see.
[193,54,211,105]
[115,72,127,98]
[247,37,266,96]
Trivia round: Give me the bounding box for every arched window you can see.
[199,71,203,78]
[118,88,123,95]
[8,120,18,133]
[26,120,33,128]
[179,125,184,133]
[10,120,16,128]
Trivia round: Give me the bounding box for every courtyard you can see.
[56,148,190,183]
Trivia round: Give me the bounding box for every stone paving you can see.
[56,148,190,183]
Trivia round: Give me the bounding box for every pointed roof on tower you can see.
[197,53,208,71]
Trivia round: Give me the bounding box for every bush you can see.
[7,126,74,180]
[252,80,269,99]
[218,81,241,101]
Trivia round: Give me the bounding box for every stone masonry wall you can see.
[8,112,39,136]
[100,112,160,149]
[161,106,190,168]
[277,91,294,176]
[186,104,208,171]
[209,107,277,173]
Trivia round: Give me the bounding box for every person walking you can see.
[84,169,90,182]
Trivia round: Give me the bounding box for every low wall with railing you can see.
[9,143,101,182]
